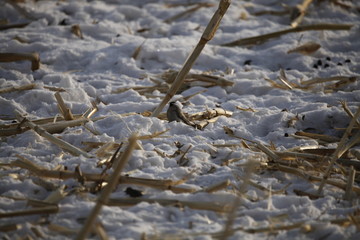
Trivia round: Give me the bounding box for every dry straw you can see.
[318,106,360,194]
[301,76,357,86]
[290,0,314,27]
[0,205,58,218]
[340,101,360,128]
[15,111,92,157]
[222,23,353,47]
[0,22,30,31]
[0,83,36,94]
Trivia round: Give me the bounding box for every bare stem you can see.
[151,0,231,117]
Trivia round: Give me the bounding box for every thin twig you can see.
[178,145,192,166]
[0,22,30,31]
[164,3,214,23]
[294,131,340,143]
[10,156,194,193]
[15,111,92,157]
[54,92,74,120]
[317,106,360,194]
[339,130,360,157]
[0,205,58,218]
[344,166,355,201]
[276,164,360,195]
[221,161,257,239]
[291,0,314,27]
[0,117,97,137]
[275,151,360,170]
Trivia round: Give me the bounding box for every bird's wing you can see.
[178,110,194,126]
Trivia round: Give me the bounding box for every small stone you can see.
[317,59,322,66]
[344,59,351,63]
[324,63,330,68]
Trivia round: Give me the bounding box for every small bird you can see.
[167,101,195,127]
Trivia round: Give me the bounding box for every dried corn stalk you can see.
[152,0,231,117]
[222,23,352,47]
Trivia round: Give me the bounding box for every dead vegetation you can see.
[0,0,359,239]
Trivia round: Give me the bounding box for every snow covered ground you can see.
[0,0,359,239]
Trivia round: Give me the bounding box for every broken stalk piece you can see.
[0,52,40,71]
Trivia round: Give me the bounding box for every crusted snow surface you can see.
[0,0,359,239]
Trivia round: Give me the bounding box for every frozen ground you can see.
[0,0,359,239]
